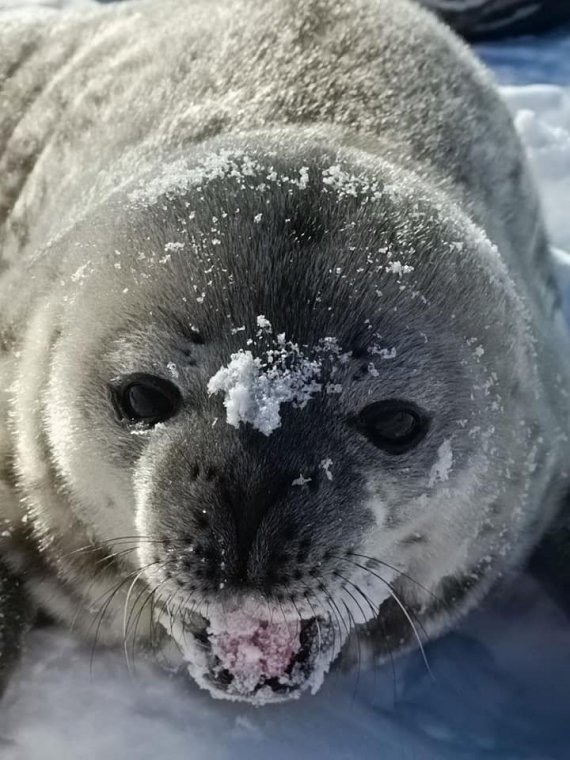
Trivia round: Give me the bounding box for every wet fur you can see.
[0,0,569,697]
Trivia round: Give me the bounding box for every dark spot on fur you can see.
[271,552,287,568]
[350,345,368,360]
[282,520,299,541]
[0,454,17,489]
[0,326,16,354]
[352,363,369,382]
[194,513,209,529]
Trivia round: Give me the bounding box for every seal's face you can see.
[43,143,551,703]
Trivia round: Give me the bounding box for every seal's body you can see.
[0,0,568,703]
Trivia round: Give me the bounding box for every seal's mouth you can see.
[168,606,340,704]
[200,617,322,698]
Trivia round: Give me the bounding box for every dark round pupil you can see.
[374,410,417,441]
[125,383,172,421]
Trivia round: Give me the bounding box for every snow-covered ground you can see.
[1,3,570,758]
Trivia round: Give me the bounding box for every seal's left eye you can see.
[111,374,181,425]
[352,399,430,455]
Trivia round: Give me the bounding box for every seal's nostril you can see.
[190,463,200,480]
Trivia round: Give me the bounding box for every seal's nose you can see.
[222,469,319,584]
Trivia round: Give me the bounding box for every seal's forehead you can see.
[108,157,451,335]
[67,142,527,378]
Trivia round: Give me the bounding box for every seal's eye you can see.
[353,400,429,455]
[111,374,181,425]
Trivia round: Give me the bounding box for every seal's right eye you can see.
[110,374,181,426]
[352,399,430,455]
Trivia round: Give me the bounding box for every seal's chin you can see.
[166,606,341,704]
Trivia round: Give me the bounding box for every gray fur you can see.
[0,0,569,702]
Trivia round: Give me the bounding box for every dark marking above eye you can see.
[194,513,209,529]
[350,345,368,360]
[282,520,299,541]
[352,363,369,382]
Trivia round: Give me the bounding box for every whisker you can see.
[88,561,158,676]
[348,552,445,608]
[123,566,155,672]
[340,598,362,704]
[339,557,433,679]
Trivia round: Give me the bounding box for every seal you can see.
[0,0,569,703]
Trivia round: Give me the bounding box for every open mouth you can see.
[167,605,341,705]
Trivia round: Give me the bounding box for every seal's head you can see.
[33,135,560,703]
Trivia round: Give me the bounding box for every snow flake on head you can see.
[128,152,313,208]
[166,362,179,379]
[384,261,414,277]
[256,314,272,332]
[207,319,348,436]
[320,458,333,481]
[428,439,454,487]
[292,473,313,487]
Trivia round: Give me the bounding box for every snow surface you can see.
[1,2,570,757]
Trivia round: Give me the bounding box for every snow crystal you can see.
[385,261,414,277]
[428,439,454,487]
[164,241,185,252]
[370,346,397,359]
[166,362,179,379]
[368,362,380,377]
[207,347,322,436]
[256,314,272,331]
[207,321,353,435]
[320,458,333,481]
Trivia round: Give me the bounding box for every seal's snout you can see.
[171,459,325,595]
